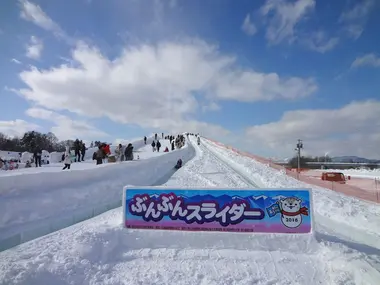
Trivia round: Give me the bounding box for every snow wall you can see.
[0,140,196,252]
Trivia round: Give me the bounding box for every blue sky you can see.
[1,0,380,158]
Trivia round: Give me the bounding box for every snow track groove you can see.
[199,139,261,188]
[164,137,252,188]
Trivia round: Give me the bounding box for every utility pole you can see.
[295,139,303,173]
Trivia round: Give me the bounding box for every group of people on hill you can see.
[62,139,89,170]
[92,143,113,165]
[73,139,87,162]
[149,133,186,153]
[114,143,134,162]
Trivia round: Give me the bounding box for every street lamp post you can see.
[295,139,303,173]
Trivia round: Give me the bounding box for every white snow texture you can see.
[0,135,379,285]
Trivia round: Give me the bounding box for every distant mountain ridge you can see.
[331,156,380,163]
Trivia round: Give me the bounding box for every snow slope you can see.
[0,136,379,284]
[0,139,194,249]
[136,138,173,160]
[202,139,380,250]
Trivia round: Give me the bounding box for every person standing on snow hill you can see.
[62,146,72,170]
[151,140,156,152]
[144,136,147,144]
[81,142,86,161]
[74,139,81,162]
[155,133,157,140]
[33,146,42,167]
[96,145,104,165]
[115,144,125,161]
[156,140,161,152]
[124,143,134,160]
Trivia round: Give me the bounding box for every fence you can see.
[206,138,380,204]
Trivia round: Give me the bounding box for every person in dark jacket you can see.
[154,133,157,140]
[81,142,86,161]
[144,136,147,144]
[124,143,134,160]
[95,146,104,165]
[74,139,81,162]
[174,158,182,169]
[33,147,42,167]
[156,140,161,152]
[151,141,156,152]
[171,140,175,151]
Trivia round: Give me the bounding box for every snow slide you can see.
[0,139,195,251]
[0,136,380,284]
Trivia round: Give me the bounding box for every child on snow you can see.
[62,147,72,170]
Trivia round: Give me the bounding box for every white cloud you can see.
[202,102,221,112]
[241,14,257,36]
[25,108,109,141]
[11,58,22,64]
[245,100,380,158]
[351,53,380,68]
[303,31,339,53]
[339,0,374,40]
[257,0,339,53]
[19,0,72,43]
[13,39,316,139]
[260,0,316,45]
[25,36,43,59]
[0,119,40,137]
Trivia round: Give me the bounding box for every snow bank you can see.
[0,150,19,160]
[202,139,380,250]
[20,152,33,163]
[0,141,195,251]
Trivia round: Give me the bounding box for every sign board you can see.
[123,187,313,234]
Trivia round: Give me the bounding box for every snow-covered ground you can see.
[313,168,380,179]
[136,138,173,160]
[0,138,193,246]
[0,136,379,284]
[0,136,151,172]
[0,137,146,175]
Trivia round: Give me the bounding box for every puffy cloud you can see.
[25,108,109,140]
[25,36,43,59]
[245,100,380,159]
[351,53,380,68]
[0,119,40,137]
[13,39,316,139]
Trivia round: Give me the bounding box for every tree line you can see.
[0,131,73,153]
[287,155,332,168]
[0,131,108,154]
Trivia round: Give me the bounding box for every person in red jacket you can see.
[103,144,111,155]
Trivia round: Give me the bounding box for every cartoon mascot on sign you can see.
[278,197,308,228]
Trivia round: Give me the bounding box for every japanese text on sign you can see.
[128,193,265,227]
